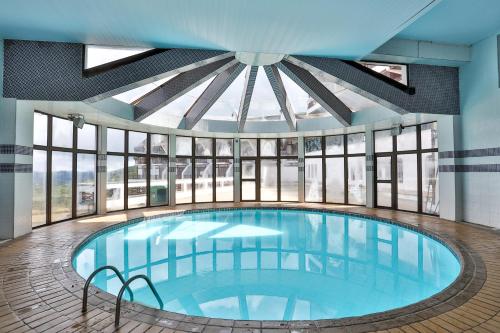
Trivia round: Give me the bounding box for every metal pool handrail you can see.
[82,265,133,312]
[115,274,164,327]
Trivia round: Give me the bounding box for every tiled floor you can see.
[0,202,499,333]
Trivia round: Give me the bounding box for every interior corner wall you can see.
[457,31,500,227]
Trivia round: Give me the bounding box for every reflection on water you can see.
[74,209,460,320]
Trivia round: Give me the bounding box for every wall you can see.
[455,31,500,227]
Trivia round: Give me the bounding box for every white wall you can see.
[457,31,500,227]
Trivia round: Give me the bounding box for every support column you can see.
[298,136,305,203]
[365,127,375,208]
[234,138,241,203]
[169,134,177,206]
[0,99,34,239]
[438,115,462,221]
[97,125,107,215]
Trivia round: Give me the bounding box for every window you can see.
[374,122,439,215]
[240,138,297,202]
[358,61,408,86]
[32,112,98,226]
[216,139,234,202]
[107,129,169,211]
[304,133,366,205]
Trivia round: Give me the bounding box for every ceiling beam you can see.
[263,65,297,131]
[237,66,258,132]
[133,57,238,121]
[180,63,246,130]
[276,60,352,126]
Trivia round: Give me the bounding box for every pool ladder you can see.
[81,265,164,327]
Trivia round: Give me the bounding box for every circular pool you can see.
[73,208,461,321]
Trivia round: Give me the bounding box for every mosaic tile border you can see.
[69,206,485,331]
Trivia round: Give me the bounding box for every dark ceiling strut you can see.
[133,56,237,121]
[237,66,258,132]
[181,62,247,130]
[277,60,352,126]
[263,65,297,131]
[83,48,168,78]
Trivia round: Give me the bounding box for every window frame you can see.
[33,111,98,227]
[373,122,439,215]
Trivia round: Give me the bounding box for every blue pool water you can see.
[73,209,460,320]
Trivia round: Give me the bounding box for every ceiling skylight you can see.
[113,76,175,104]
[358,61,408,85]
[202,67,248,121]
[84,45,152,69]
[140,76,216,127]
[246,67,283,121]
[278,68,330,119]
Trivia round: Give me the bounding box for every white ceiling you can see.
[0,0,437,59]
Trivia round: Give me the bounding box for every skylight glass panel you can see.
[311,72,385,113]
[140,77,216,127]
[84,45,152,69]
[112,76,175,104]
[278,69,330,119]
[358,61,408,85]
[246,67,282,121]
[202,67,248,121]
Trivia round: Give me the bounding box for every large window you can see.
[374,122,439,215]
[32,112,97,227]
[107,129,169,211]
[240,138,298,202]
[177,137,234,204]
[304,133,366,205]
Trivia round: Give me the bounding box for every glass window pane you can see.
[128,156,147,208]
[216,139,233,156]
[76,154,96,216]
[397,154,418,211]
[242,160,256,179]
[280,138,298,156]
[52,117,73,148]
[33,112,48,146]
[151,134,168,155]
[347,133,365,154]
[176,137,192,156]
[325,135,344,155]
[151,157,168,206]
[51,151,72,221]
[375,130,393,153]
[216,159,233,202]
[241,139,257,157]
[106,155,125,211]
[326,157,344,203]
[281,159,298,201]
[421,122,438,150]
[32,150,47,227]
[195,138,213,156]
[78,124,96,150]
[176,157,192,204]
[348,156,366,205]
[107,128,125,153]
[260,139,277,157]
[397,126,417,151]
[195,158,213,203]
[422,152,439,215]
[242,181,256,201]
[260,159,277,201]
[128,131,147,154]
[305,158,323,202]
[376,157,391,181]
[377,183,392,207]
[305,137,322,156]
